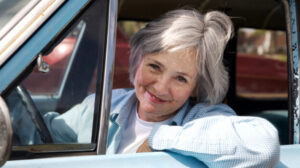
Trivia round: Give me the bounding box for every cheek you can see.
[171,83,196,102]
[134,65,156,86]
[173,88,192,101]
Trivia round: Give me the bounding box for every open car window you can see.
[116,1,289,147]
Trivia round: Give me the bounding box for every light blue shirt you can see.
[107,89,280,167]
[10,88,280,167]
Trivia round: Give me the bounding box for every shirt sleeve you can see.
[148,112,280,168]
[43,94,95,143]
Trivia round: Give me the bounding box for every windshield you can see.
[0,0,65,67]
[0,0,36,39]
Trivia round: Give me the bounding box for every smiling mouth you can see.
[146,91,168,104]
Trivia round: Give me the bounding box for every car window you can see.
[2,0,109,156]
[116,19,290,145]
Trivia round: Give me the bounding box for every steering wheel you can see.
[15,85,53,143]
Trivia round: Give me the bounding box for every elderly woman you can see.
[108,9,279,167]
[9,9,279,168]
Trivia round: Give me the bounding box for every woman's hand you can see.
[137,139,152,153]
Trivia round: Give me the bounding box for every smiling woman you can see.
[134,49,198,122]
[108,9,279,167]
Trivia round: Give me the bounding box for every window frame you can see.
[285,0,300,144]
[2,0,116,159]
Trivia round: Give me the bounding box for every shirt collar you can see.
[110,89,137,125]
[169,100,191,125]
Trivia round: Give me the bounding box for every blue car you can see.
[0,0,299,167]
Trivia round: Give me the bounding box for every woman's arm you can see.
[149,112,280,167]
[43,94,95,143]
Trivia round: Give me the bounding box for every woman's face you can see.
[134,48,198,122]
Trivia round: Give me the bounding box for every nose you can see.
[153,76,170,96]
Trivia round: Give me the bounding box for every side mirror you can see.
[0,96,12,166]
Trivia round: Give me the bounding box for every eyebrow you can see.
[146,57,193,79]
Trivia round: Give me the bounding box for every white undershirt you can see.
[117,104,172,154]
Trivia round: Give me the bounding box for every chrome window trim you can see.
[97,0,118,154]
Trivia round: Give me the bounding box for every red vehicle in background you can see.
[236,53,287,98]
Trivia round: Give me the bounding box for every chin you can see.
[141,104,158,114]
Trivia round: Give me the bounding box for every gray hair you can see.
[129,9,233,105]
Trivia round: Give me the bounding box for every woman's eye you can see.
[149,64,160,71]
[177,76,187,83]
